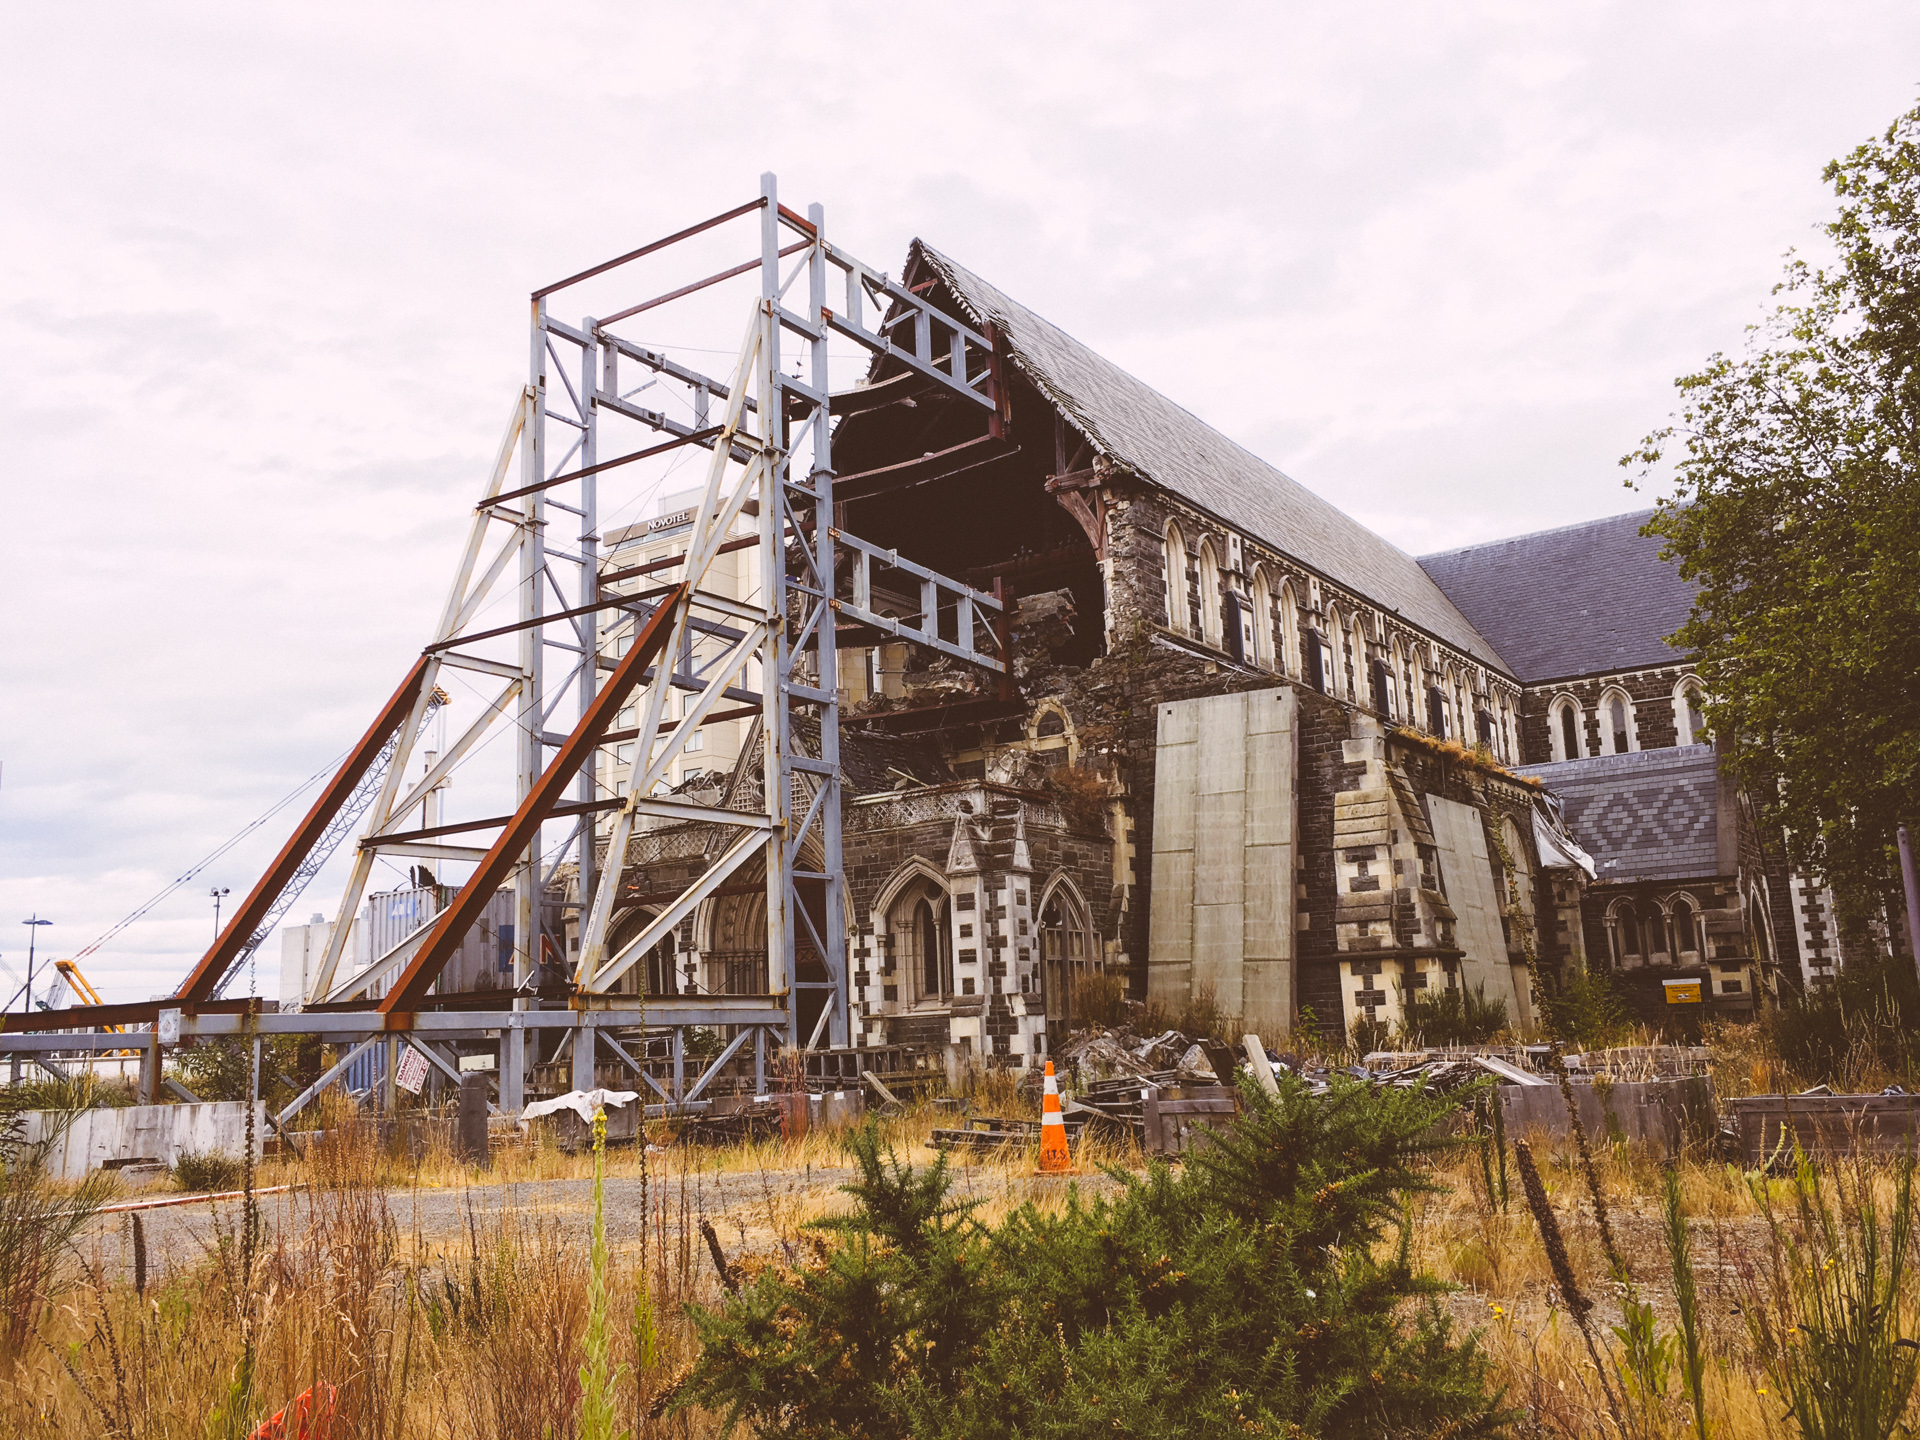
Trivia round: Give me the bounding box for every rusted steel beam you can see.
[532,199,764,300]
[363,796,624,847]
[600,703,762,745]
[832,434,1017,502]
[377,587,687,1021]
[174,659,431,1006]
[485,427,724,509]
[1,995,263,1035]
[597,241,810,329]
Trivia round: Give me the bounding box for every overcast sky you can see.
[4,2,1917,1003]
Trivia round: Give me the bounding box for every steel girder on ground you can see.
[9,174,1012,1109]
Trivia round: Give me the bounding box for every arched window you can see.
[1675,678,1707,747]
[1425,660,1449,737]
[1277,580,1301,677]
[915,898,944,998]
[1601,687,1637,755]
[1197,540,1223,647]
[1249,568,1273,670]
[1551,696,1582,762]
[1669,895,1700,961]
[1609,900,1643,968]
[881,872,951,1004]
[1324,606,1343,696]
[1163,523,1190,635]
[1387,637,1409,720]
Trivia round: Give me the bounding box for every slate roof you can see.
[1515,746,1722,882]
[910,242,1508,671]
[1416,511,1694,683]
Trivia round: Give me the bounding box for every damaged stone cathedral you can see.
[601,240,1835,1068]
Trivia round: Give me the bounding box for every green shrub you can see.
[1547,968,1634,1049]
[1070,970,1127,1030]
[172,1150,242,1193]
[1400,983,1508,1046]
[674,1074,1513,1438]
[1764,953,1920,1086]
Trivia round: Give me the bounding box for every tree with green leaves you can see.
[671,1074,1512,1439]
[1629,99,1920,934]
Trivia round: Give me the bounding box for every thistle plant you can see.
[578,1107,629,1440]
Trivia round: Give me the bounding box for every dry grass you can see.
[11,1033,1920,1437]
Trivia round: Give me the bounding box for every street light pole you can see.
[19,916,50,1016]
[209,887,230,944]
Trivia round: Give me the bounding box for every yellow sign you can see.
[1663,979,1703,1005]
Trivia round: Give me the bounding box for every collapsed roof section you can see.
[902,240,1510,673]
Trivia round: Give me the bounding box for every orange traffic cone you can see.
[1037,1060,1074,1174]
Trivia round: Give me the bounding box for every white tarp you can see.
[521,1088,640,1122]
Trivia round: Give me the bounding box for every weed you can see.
[173,1149,243,1193]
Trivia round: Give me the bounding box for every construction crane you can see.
[48,960,118,1023]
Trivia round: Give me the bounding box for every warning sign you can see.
[395,1045,431,1095]
[1663,978,1703,1005]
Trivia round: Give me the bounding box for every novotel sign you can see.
[647,508,695,535]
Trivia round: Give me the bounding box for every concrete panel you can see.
[1156,699,1200,749]
[1154,734,1198,855]
[1148,851,1195,963]
[1245,724,1295,847]
[1194,799,1244,908]
[1195,694,1248,797]
[1246,686,1294,736]
[1193,902,1245,1003]
[1427,796,1520,1018]
[1149,686,1296,1034]
[1243,845,1291,960]
[23,1101,266,1182]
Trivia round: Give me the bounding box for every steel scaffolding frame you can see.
[2,174,1011,1114]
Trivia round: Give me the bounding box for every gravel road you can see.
[74,1158,1124,1287]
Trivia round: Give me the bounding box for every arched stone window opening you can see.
[1249,567,1273,670]
[1602,687,1637,755]
[877,869,952,1006]
[1197,540,1224,648]
[1424,658,1449,737]
[1163,523,1190,635]
[1669,895,1701,962]
[1551,697,1582,762]
[1608,899,1644,969]
[1278,580,1301,677]
[1038,881,1094,1028]
[915,897,946,999]
[1675,678,1708,747]
[1323,605,1346,697]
